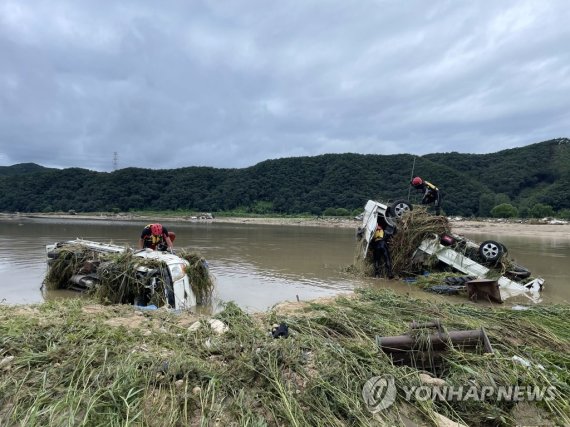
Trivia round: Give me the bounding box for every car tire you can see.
[389,200,413,219]
[444,275,476,286]
[506,264,531,280]
[478,240,504,263]
[506,269,531,280]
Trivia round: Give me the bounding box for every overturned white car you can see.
[358,199,412,255]
[46,239,197,310]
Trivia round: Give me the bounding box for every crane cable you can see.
[407,155,416,202]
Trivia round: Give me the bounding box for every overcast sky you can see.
[0,1,568,171]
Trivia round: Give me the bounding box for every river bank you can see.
[4,212,570,239]
[215,216,570,239]
[1,289,568,426]
[2,213,568,424]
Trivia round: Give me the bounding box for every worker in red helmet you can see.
[411,176,442,215]
[139,223,175,251]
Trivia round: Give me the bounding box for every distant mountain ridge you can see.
[0,163,55,176]
[0,138,568,216]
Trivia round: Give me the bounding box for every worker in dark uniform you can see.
[371,223,394,279]
[411,176,442,215]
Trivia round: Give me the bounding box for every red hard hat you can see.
[150,224,163,236]
[411,177,423,186]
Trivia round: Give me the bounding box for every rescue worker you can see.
[372,223,394,279]
[411,176,442,215]
[139,223,175,251]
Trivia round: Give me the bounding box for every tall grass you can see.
[0,290,568,426]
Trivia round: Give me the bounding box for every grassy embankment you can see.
[0,289,568,426]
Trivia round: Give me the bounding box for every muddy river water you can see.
[1,217,569,310]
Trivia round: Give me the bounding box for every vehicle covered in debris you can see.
[45,239,197,310]
[358,199,413,253]
[414,234,543,302]
[358,199,544,303]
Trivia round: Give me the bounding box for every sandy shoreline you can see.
[450,220,570,237]
[217,216,570,239]
[3,212,570,239]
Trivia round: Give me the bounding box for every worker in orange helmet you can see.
[139,223,175,251]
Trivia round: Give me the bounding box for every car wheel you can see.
[506,269,531,280]
[506,263,531,279]
[389,200,413,219]
[444,275,476,286]
[478,240,504,263]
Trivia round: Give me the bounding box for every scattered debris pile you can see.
[354,200,545,302]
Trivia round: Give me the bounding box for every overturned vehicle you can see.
[358,200,544,303]
[45,239,214,310]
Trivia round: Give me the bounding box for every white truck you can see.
[46,239,196,310]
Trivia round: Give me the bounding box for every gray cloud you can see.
[0,0,568,171]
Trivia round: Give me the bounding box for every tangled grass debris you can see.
[350,207,454,280]
[388,207,451,275]
[0,289,567,426]
[44,244,100,291]
[178,250,215,305]
[94,252,167,306]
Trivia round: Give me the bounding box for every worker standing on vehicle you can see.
[139,223,175,251]
[411,177,442,215]
[371,223,394,279]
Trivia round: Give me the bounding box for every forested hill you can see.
[0,163,55,177]
[0,138,568,217]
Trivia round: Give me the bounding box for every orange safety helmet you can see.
[150,223,163,236]
[411,177,423,186]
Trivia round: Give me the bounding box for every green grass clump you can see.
[388,207,451,274]
[0,289,568,426]
[178,250,215,305]
[94,252,168,306]
[44,245,102,290]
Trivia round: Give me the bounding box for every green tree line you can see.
[0,138,569,217]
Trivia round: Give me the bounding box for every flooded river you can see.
[0,217,569,310]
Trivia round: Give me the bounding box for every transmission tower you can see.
[113,152,118,170]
